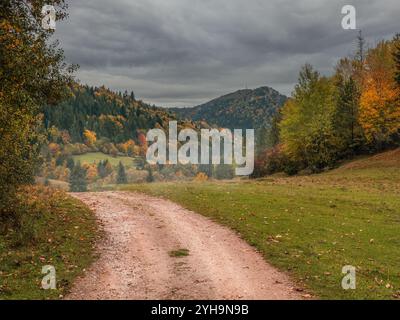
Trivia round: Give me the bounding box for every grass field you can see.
[123,149,400,299]
[0,187,99,299]
[72,152,138,168]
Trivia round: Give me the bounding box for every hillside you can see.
[171,86,287,129]
[43,84,199,145]
[39,84,215,187]
[335,148,400,171]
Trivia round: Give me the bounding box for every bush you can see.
[283,160,300,176]
[264,146,287,175]
[194,172,208,181]
[251,144,302,178]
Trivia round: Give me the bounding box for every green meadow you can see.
[72,152,139,168]
[122,150,400,299]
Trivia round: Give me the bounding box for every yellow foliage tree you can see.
[124,139,137,156]
[82,163,98,183]
[83,129,97,147]
[48,143,61,157]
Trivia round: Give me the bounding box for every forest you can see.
[253,32,400,177]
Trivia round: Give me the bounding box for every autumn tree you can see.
[83,129,97,148]
[0,0,74,224]
[83,163,98,183]
[280,64,338,171]
[359,40,400,148]
[124,139,137,156]
[137,132,148,157]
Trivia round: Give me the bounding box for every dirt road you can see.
[67,191,302,300]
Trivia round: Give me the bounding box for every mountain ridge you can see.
[170,86,287,129]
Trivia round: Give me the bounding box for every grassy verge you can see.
[0,186,99,299]
[122,164,400,299]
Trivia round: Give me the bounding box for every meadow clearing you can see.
[72,152,139,168]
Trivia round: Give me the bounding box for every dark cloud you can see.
[55,0,400,107]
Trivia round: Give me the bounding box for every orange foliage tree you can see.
[359,41,400,146]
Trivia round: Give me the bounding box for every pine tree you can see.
[116,162,128,184]
[69,161,88,192]
[66,158,75,171]
[97,160,113,178]
[356,30,366,63]
[97,160,106,178]
[333,77,364,155]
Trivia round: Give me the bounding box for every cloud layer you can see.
[55,0,400,107]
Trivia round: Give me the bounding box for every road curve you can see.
[66,191,302,300]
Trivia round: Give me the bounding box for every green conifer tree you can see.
[69,161,88,192]
[116,161,128,184]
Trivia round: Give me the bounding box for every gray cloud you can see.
[55,0,400,107]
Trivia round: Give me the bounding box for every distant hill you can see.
[171,86,287,129]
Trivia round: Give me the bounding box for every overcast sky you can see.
[55,0,399,107]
